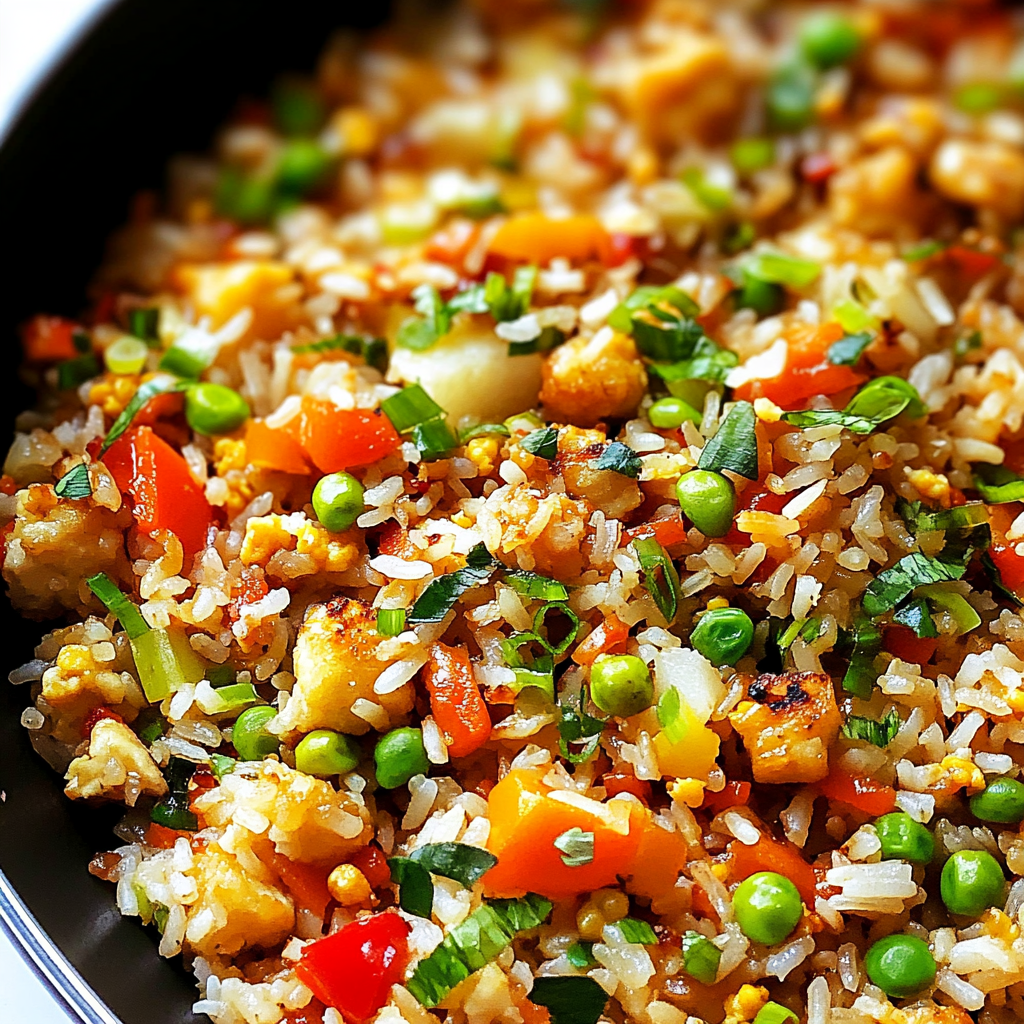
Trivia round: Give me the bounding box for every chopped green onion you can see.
[827,332,873,367]
[832,297,879,334]
[842,616,881,698]
[566,941,597,969]
[974,464,1024,504]
[388,856,435,918]
[954,82,1003,115]
[862,550,972,619]
[798,11,862,69]
[743,250,821,288]
[730,137,775,174]
[784,376,925,434]
[87,572,150,639]
[276,139,334,195]
[553,827,594,867]
[130,626,207,703]
[105,336,149,375]
[203,682,263,714]
[55,462,93,500]
[609,285,699,334]
[407,895,552,1007]
[681,167,732,211]
[381,384,446,433]
[557,686,606,764]
[508,325,565,357]
[99,379,182,456]
[57,353,100,390]
[271,77,326,136]
[681,930,721,984]
[532,602,581,657]
[632,537,680,623]
[210,753,237,779]
[504,569,569,602]
[753,1002,799,1024]
[697,401,759,480]
[459,423,511,443]
[902,240,945,262]
[412,418,459,461]
[520,427,558,460]
[842,707,901,748]
[127,308,161,345]
[604,918,658,945]
[151,757,199,831]
[955,330,983,361]
[377,608,407,637]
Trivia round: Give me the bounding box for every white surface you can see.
[1,2,111,1018]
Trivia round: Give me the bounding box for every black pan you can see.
[0,2,393,1020]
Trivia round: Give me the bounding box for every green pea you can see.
[864,935,937,999]
[295,729,361,777]
[676,469,736,538]
[232,706,279,762]
[940,850,1006,917]
[766,63,817,133]
[730,138,775,175]
[312,472,366,533]
[733,871,803,945]
[875,812,935,864]
[970,777,1024,824]
[185,383,250,436]
[590,654,654,718]
[374,727,430,789]
[690,607,754,667]
[798,12,862,70]
[649,397,701,430]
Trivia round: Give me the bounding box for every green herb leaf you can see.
[608,285,699,335]
[529,977,609,1024]
[784,376,926,434]
[632,536,680,623]
[593,441,641,478]
[553,827,595,867]
[631,309,709,364]
[151,757,199,831]
[892,597,938,638]
[409,843,499,888]
[566,941,597,969]
[862,550,972,619]
[974,463,1024,504]
[649,340,739,386]
[698,401,758,480]
[54,462,93,499]
[605,918,658,945]
[407,544,498,624]
[99,379,181,456]
[841,616,881,698]
[743,250,820,288]
[558,686,606,764]
[901,240,946,262]
[520,427,558,459]
[842,707,901,748]
[407,895,553,1007]
[388,856,434,918]
[827,331,873,366]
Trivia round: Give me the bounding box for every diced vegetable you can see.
[408,543,498,624]
[697,401,758,479]
[488,213,612,266]
[408,842,498,888]
[151,757,199,831]
[842,707,901,748]
[818,766,896,816]
[728,833,816,905]
[422,642,492,758]
[289,398,402,473]
[681,930,721,984]
[388,856,434,917]
[374,727,430,789]
[529,977,609,1024]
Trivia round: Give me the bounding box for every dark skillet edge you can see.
[0,2,396,1022]
[0,874,121,1024]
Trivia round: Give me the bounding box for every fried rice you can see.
[7,2,1024,1023]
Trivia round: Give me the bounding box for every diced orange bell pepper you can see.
[622,515,689,550]
[245,419,311,474]
[346,844,391,891]
[265,851,333,919]
[701,780,752,816]
[728,833,816,905]
[291,398,402,474]
[818,766,897,817]
[484,768,646,900]
[625,821,689,902]
[733,322,866,408]
[882,624,937,665]
[572,614,630,666]
[104,426,212,561]
[602,770,651,803]
[488,213,613,266]
[422,642,492,759]
[22,315,80,362]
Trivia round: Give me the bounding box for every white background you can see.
[0,5,112,1021]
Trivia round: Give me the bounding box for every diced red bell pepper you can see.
[733,322,866,408]
[882,624,938,665]
[422,642,492,758]
[988,504,1024,596]
[800,153,837,184]
[266,852,333,920]
[81,706,124,738]
[290,398,402,474]
[296,912,410,1023]
[103,426,213,562]
[571,614,629,666]
[818,767,896,817]
[701,780,752,816]
[602,770,652,804]
[22,315,80,362]
[346,844,392,891]
[945,245,1001,278]
[728,833,817,905]
[623,515,689,549]
[424,220,480,267]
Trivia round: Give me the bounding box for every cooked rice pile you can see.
[10,1,1024,1023]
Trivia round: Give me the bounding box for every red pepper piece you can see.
[104,426,212,562]
[347,844,391,891]
[701,780,752,815]
[292,399,402,474]
[882,624,938,666]
[423,642,492,758]
[818,767,897,817]
[81,706,124,738]
[296,912,410,1022]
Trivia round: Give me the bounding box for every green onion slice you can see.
[697,401,758,480]
[388,856,434,918]
[87,572,150,639]
[377,608,407,637]
[151,757,199,831]
[842,707,901,748]
[632,537,680,623]
[381,383,446,433]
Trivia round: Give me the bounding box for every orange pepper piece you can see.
[22,315,80,362]
[625,822,689,902]
[818,767,897,818]
[572,614,630,667]
[422,642,492,759]
[245,419,311,474]
[488,213,613,266]
[293,398,402,474]
[484,768,646,900]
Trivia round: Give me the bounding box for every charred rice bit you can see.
[12,2,1024,1024]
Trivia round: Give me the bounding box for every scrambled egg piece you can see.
[829,146,922,236]
[240,512,361,576]
[892,1005,973,1024]
[4,484,132,618]
[87,374,142,418]
[193,759,372,863]
[64,719,167,803]
[184,847,294,958]
[723,985,769,1024]
[275,597,415,737]
[730,672,842,784]
[43,643,134,711]
[906,467,952,507]
[540,330,647,428]
[930,139,1024,220]
[174,260,304,340]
